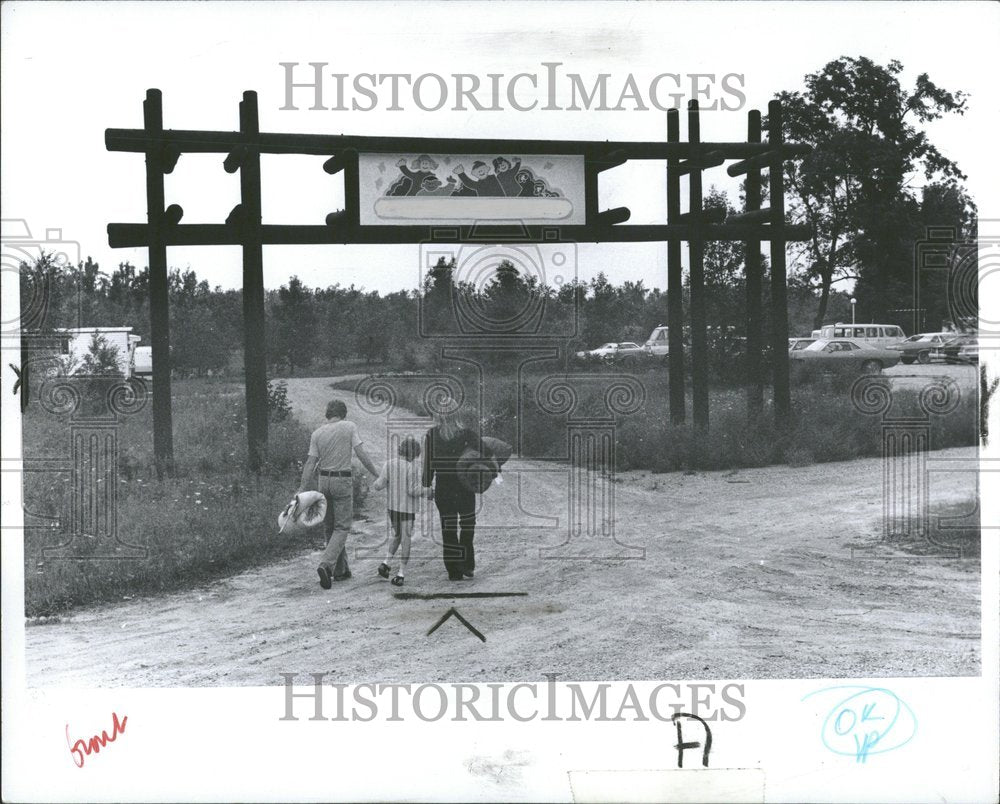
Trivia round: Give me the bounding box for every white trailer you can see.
[57,327,142,378]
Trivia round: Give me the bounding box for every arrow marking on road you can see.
[426,607,487,642]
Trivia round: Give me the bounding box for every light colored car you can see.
[575,342,645,363]
[576,342,618,360]
[789,338,901,374]
[615,342,645,362]
[789,337,816,352]
[888,332,953,364]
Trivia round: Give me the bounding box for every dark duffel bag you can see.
[456,437,512,493]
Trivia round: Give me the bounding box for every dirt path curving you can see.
[25,376,980,685]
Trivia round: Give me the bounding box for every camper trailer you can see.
[644,325,670,357]
[57,327,142,378]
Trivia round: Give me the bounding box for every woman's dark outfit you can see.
[422,426,482,580]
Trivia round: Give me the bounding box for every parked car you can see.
[575,342,645,363]
[789,339,901,374]
[888,332,953,364]
[789,337,816,352]
[615,342,646,362]
[933,333,978,364]
[818,323,906,347]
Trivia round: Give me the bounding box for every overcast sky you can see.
[2,1,997,295]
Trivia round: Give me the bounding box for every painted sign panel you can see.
[358,153,585,226]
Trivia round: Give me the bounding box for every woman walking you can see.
[422,409,509,581]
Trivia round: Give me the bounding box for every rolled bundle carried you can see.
[277,491,327,535]
[456,437,513,494]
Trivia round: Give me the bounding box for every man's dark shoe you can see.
[463,570,474,579]
[317,565,332,590]
[448,573,465,581]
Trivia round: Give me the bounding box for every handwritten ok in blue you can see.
[802,686,917,763]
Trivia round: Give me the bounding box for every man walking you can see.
[298,399,379,589]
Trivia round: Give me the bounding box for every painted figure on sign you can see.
[452,161,505,197]
[492,156,522,197]
[514,168,536,197]
[450,176,477,197]
[386,154,440,197]
[416,174,458,197]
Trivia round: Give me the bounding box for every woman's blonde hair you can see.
[432,409,464,440]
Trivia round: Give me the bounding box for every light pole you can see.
[850,297,857,325]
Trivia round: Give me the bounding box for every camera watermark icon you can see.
[418,222,578,339]
[2,218,148,560]
[914,219,999,351]
[1,218,81,337]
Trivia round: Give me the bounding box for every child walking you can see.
[374,435,424,586]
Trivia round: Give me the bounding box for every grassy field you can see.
[332,364,979,472]
[22,378,317,616]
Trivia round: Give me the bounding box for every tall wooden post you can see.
[238,91,269,470]
[687,100,709,430]
[584,154,600,231]
[767,100,791,420]
[143,89,174,478]
[666,109,686,424]
[744,110,764,416]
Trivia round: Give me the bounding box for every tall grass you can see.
[334,367,978,473]
[22,379,315,616]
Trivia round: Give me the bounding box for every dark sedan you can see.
[934,334,978,364]
[888,332,952,364]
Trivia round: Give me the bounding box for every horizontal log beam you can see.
[108,221,812,247]
[726,149,805,177]
[672,151,725,177]
[594,206,631,226]
[725,208,773,225]
[106,127,811,160]
[677,206,727,224]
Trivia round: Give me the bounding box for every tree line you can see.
[21,226,854,379]
[19,56,977,377]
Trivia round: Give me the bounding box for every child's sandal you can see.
[391,575,404,587]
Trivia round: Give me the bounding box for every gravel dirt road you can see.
[25,376,980,686]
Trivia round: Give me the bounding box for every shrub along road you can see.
[25,376,980,685]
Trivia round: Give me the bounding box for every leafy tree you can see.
[483,259,539,333]
[78,332,123,376]
[913,181,977,331]
[269,276,316,374]
[421,256,458,335]
[776,56,969,327]
[700,188,747,333]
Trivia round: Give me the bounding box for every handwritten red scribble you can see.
[65,712,127,768]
